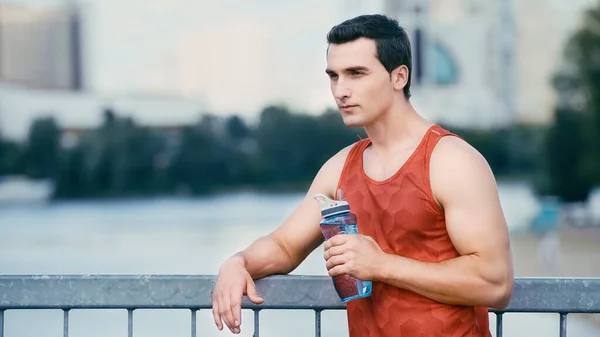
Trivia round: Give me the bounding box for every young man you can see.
[212,14,513,336]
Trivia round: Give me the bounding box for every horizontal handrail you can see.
[0,275,599,313]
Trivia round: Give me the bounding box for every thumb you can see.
[246,279,264,304]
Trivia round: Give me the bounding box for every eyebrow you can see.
[325,66,370,75]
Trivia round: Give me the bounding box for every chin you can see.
[340,115,368,128]
[341,119,363,128]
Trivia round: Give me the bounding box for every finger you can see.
[224,290,243,333]
[218,291,234,332]
[230,292,243,334]
[324,245,345,261]
[229,299,242,334]
[212,292,223,330]
[217,293,229,331]
[323,238,332,251]
[246,279,265,304]
[328,264,345,277]
[218,292,231,332]
[326,254,347,270]
[326,234,349,249]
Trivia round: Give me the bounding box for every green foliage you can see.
[541,3,600,202]
[0,139,25,175]
[442,124,546,179]
[255,106,363,186]
[24,116,60,179]
[29,105,364,199]
[0,104,551,200]
[544,107,590,201]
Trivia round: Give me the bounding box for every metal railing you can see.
[0,275,599,337]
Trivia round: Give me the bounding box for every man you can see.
[212,14,513,336]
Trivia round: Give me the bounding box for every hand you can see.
[324,234,385,281]
[212,257,264,334]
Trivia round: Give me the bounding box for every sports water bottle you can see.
[314,193,372,302]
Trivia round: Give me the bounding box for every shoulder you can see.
[430,135,498,207]
[311,140,364,198]
[431,135,489,168]
[322,140,363,175]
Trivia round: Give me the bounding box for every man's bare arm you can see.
[213,144,353,334]
[228,193,326,280]
[225,144,353,279]
[375,136,514,308]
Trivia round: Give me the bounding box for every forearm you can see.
[229,234,299,280]
[378,253,512,308]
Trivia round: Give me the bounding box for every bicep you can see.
[432,138,511,261]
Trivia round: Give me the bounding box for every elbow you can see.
[269,234,301,274]
[479,257,514,309]
[488,277,514,309]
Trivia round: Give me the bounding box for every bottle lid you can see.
[314,193,350,217]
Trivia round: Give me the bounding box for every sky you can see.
[0,0,384,139]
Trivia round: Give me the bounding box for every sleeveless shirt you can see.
[336,124,491,337]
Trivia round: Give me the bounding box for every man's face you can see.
[326,38,397,127]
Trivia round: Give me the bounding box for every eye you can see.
[349,70,363,77]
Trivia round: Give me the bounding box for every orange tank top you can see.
[336,124,491,337]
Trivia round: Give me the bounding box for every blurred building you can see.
[353,0,597,128]
[0,3,83,91]
[381,0,517,128]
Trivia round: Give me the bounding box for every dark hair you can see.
[327,14,412,99]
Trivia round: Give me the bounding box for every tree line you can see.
[0,105,551,200]
[0,106,368,199]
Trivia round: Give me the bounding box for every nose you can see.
[332,79,351,102]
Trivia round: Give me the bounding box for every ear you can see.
[390,65,409,92]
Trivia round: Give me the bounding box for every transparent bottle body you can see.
[320,211,372,302]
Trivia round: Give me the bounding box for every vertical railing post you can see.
[314,309,322,337]
[190,309,197,337]
[128,309,134,337]
[495,312,503,337]
[63,309,70,337]
[253,309,260,337]
[559,313,568,337]
[0,309,4,337]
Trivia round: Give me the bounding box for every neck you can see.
[363,98,433,153]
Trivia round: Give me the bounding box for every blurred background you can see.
[1,0,600,336]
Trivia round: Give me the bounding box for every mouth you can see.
[339,104,358,110]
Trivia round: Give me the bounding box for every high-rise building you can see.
[0,3,83,91]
